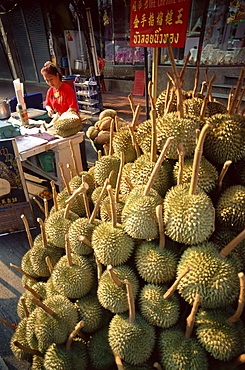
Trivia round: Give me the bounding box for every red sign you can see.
[130,0,191,48]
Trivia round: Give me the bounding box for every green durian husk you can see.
[10,317,33,362]
[74,294,105,333]
[94,155,120,188]
[88,326,115,370]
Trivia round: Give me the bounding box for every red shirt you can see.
[45,82,78,115]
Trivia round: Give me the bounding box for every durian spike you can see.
[130,104,141,131]
[77,235,92,248]
[228,67,245,115]
[180,50,191,88]
[113,351,124,370]
[220,228,245,259]
[115,115,120,131]
[128,92,136,115]
[156,204,165,250]
[163,266,192,299]
[21,214,33,248]
[164,80,172,113]
[150,108,157,163]
[69,139,82,175]
[129,125,141,158]
[107,265,123,287]
[148,80,156,110]
[10,263,38,283]
[23,283,41,300]
[227,85,234,112]
[33,197,45,214]
[98,149,103,160]
[125,176,134,190]
[107,184,117,228]
[199,74,216,121]
[89,177,110,224]
[216,160,232,194]
[103,144,109,156]
[185,293,202,338]
[234,85,245,114]
[229,354,245,369]
[124,279,135,323]
[65,234,73,267]
[115,152,125,203]
[13,341,43,357]
[30,296,55,316]
[0,317,16,332]
[189,123,211,196]
[67,163,75,180]
[66,320,85,350]
[196,129,200,146]
[82,175,91,218]
[228,272,245,324]
[153,363,163,370]
[144,136,175,196]
[94,252,103,281]
[58,162,72,195]
[45,256,53,275]
[50,180,58,212]
[44,198,49,220]
[20,297,29,318]
[109,118,114,156]
[177,143,184,185]
[200,81,206,95]
[37,218,48,248]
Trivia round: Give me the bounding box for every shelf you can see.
[79,109,100,115]
[77,99,99,106]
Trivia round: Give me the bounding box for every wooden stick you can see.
[67,163,75,180]
[89,178,109,224]
[128,93,136,114]
[113,351,124,370]
[82,175,91,218]
[107,185,117,228]
[227,85,234,112]
[0,317,16,332]
[109,118,114,156]
[65,234,73,267]
[33,197,45,214]
[177,143,184,185]
[200,81,206,95]
[124,279,135,323]
[220,229,245,259]
[228,67,245,115]
[165,88,175,114]
[94,252,103,281]
[199,74,216,120]
[107,265,123,287]
[125,176,134,190]
[23,283,41,300]
[228,272,245,323]
[192,52,200,97]
[10,263,38,283]
[115,152,125,203]
[37,218,48,248]
[185,293,201,338]
[45,256,53,275]
[21,214,33,248]
[153,363,163,370]
[66,321,85,350]
[44,198,49,220]
[130,104,141,131]
[114,115,120,131]
[13,341,43,357]
[164,80,172,113]
[77,235,93,248]
[150,108,157,163]
[30,297,55,316]
[98,149,103,160]
[216,160,232,194]
[69,139,82,175]
[148,80,156,110]
[129,125,141,158]
[20,297,29,318]
[234,86,245,114]
[180,51,190,87]
[166,71,175,87]
[163,266,192,299]
[229,354,245,369]
[58,162,71,195]
[50,180,58,212]
[156,204,165,250]
[103,144,109,156]
[65,183,89,206]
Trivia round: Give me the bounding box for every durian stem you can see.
[33,197,45,214]
[153,363,163,370]
[45,256,53,275]
[10,263,38,283]
[24,283,41,300]
[0,317,16,332]
[125,176,134,190]
[37,218,48,248]
[192,55,200,97]
[199,74,216,120]
[229,354,245,369]
[95,253,103,281]
[148,81,156,110]
[144,136,174,196]
[163,266,192,299]
[113,351,124,370]
[156,204,165,250]
[89,178,109,224]
[66,320,85,350]
[165,88,175,114]
[234,86,245,114]
[58,162,72,195]
[220,228,245,259]
[115,115,120,131]
[44,198,49,220]
[228,67,245,115]
[107,265,123,287]
[164,81,172,113]
[196,129,200,146]
[200,81,206,95]
[185,293,201,338]
[78,235,92,248]
[228,272,245,323]
[30,297,55,316]
[124,279,135,323]
[129,125,141,158]
[69,139,82,175]
[107,184,117,228]
[82,175,91,218]
[98,150,102,160]
[20,297,29,318]
[65,234,73,267]
[109,118,114,156]
[150,108,157,163]
[180,51,190,88]
[21,214,33,248]
[131,104,141,131]
[227,85,234,113]
[189,123,211,195]
[128,93,136,114]
[115,152,125,203]
[67,163,75,180]
[65,183,89,206]
[50,180,58,212]
[103,144,109,156]
[216,160,232,193]
[13,341,43,357]
[177,143,184,185]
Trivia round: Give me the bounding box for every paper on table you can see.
[15,135,48,153]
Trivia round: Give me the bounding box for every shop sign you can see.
[130,0,191,48]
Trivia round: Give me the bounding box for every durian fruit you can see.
[135,119,152,154]
[112,125,137,163]
[88,325,115,370]
[119,162,134,196]
[183,96,205,117]
[99,108,117,120]
[52,111,82,137]
[74,294,105,333]
[94,155,120,188]
[207,100,227,116]
[231,158,245,186]
[44,321,88,370]
[195,272,245,362]
[86,125,99,140]
[9,317,33,362]
[97,264,139,313]
[135,205,178,284]
[158,293,208,370]
[17,282,47,319]
[216,184,245,232]
[108,280,156,365]
[164,123,215,245]
[51,235,94,299]
[32,354,45,370]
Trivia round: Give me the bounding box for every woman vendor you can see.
[41,61,78,117]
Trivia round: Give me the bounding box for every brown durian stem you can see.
[124,279,135,323]
[229,354,245,369]
[0,317,16,332]
[33,197,45,214]
[115,115,120,131]
[165,88,175,114]
[13,341,43,357]
[44,198,49,220]
[69,139,82,175]
[156,204,165,250]
[150,108,157,163]
[67,163,75,180]
[10,263,38,283]
[66,320,85,350]
[65,183,89,206]
[189,123,211,195]
[128,93,136,114]
[228,272,245,323]
[180,51,190,88]
[227,85,234,112]
[82,175,91,218]
[30,297,54,316]
[113,351,124,370]
[234,86,245,114]
[109,118,114,156]
[107,184,117,228]
[144,136,174,196]
[115,152,125,203]
[125,176,134,190]
[177,143,184,185]
[216,160,232,193]
[148,81,156,110]
[163,266,192,299]
[228,67,245,115]
[78,235,92,248]
[200,81,206,95]
[37,218,48,248]
[89,178,109,224]
[196,129,201,146]
[103,144,109,156]
[24,283,41,300]
[65,234,73,267]
[153,363,163,370]
[107,265,123,287]
[98,149,103,160]
[58,162,72,195]
[199,74,216,120]
[129,125,141,158]
[20,297,29,318]
[21,214,33,248]
[131,104,141,131]
[164,81,172,113]
[220,229,245,259]
[185,293,201,338]
[166,71,175,87]
[45,256,53,275]
[51,180,58,212]
[192,55,200,97]
[94,252,103,281]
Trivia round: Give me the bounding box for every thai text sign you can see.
[130,0,191,48]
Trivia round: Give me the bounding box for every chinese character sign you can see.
[130,0,191,48]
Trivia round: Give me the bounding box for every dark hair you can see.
[41,61,62,81]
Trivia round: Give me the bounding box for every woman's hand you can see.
[46,106,55,117]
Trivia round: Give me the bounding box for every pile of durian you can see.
[2,47,245,370]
